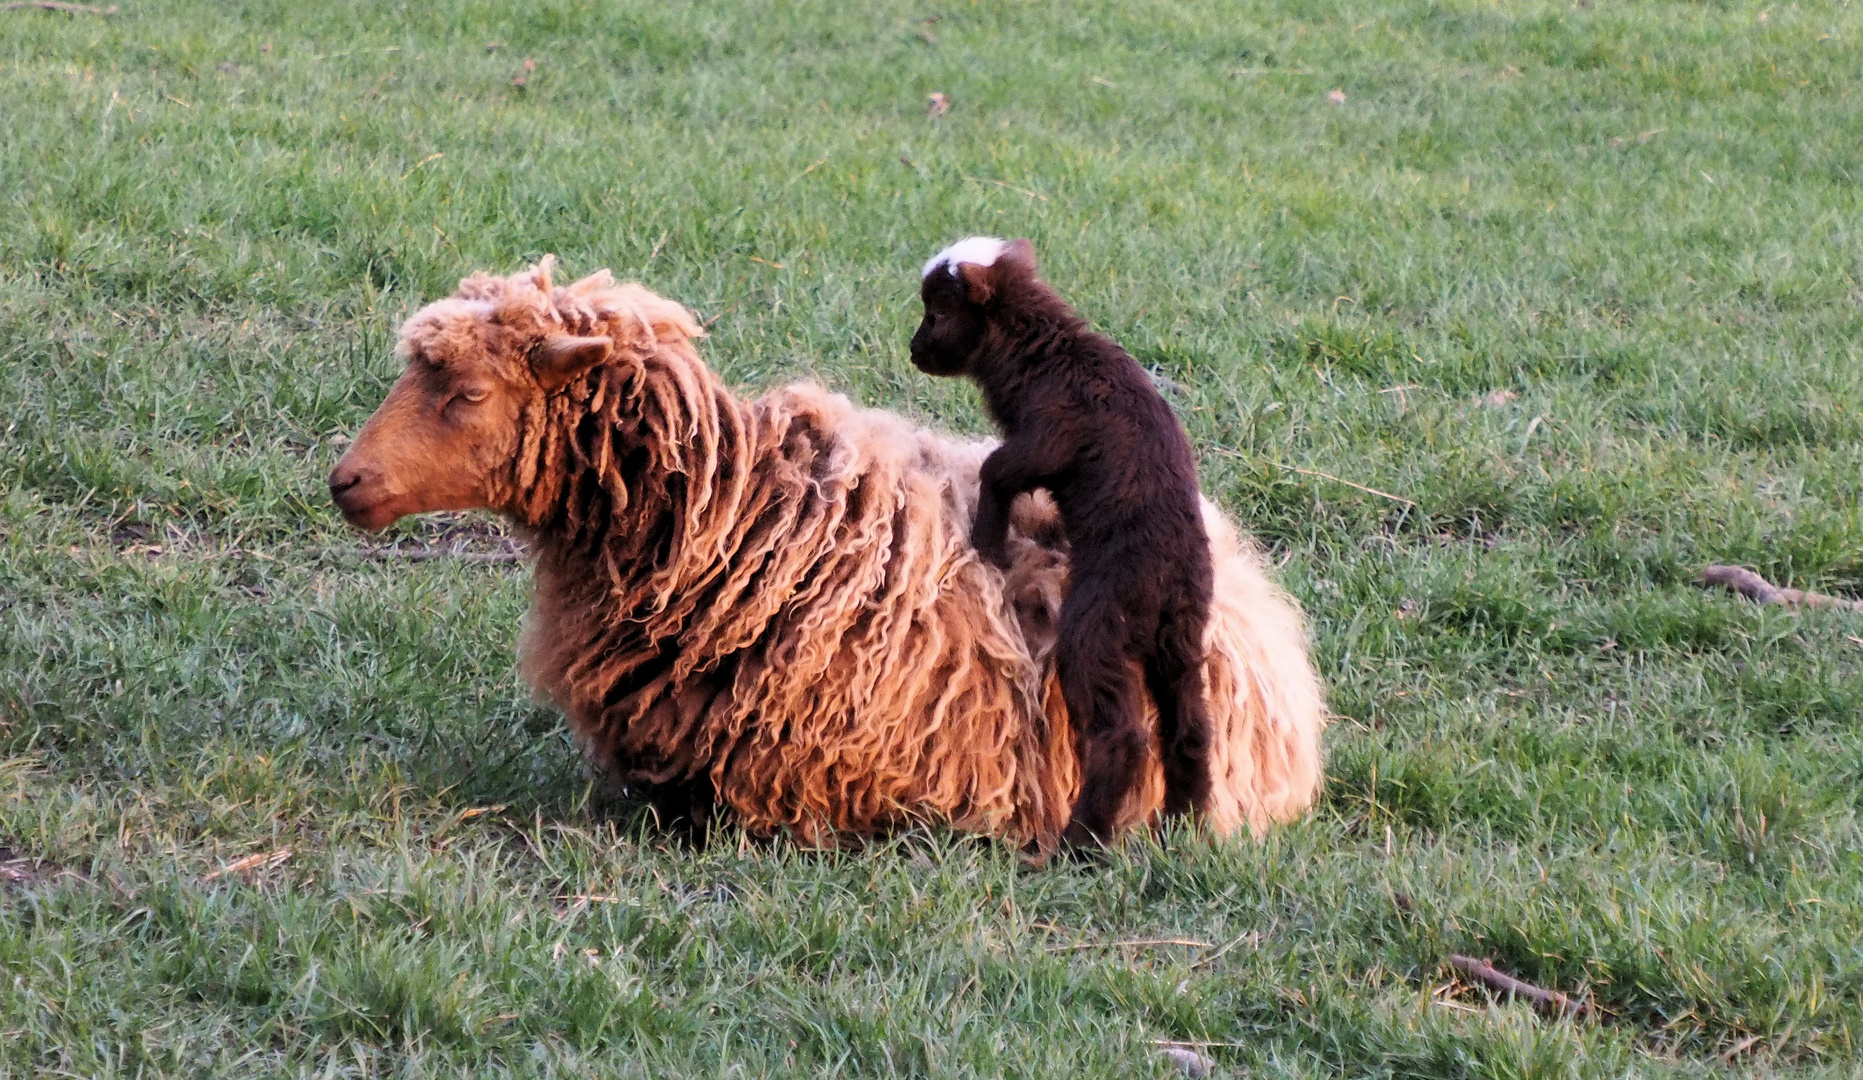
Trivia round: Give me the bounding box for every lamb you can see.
[327,257,1326,851]
[911,237,1215,848]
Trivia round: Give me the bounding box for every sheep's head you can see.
[910,236,1037,378]
[327,257,617,531]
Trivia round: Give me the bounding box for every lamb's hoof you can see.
[1059,820,1112,862]
[1158,799,1212,830]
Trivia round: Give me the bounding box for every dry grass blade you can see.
[959,173,1047,200]
[1189,927,1262,970]
[1044,937,1214,952]
[1276,463,1415,507]
[202,848,293,882]
[1215,449,1418,507]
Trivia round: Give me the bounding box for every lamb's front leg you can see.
[973,436,1071,568]
[971,455,1016,568]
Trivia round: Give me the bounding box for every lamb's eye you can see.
[460,387,490,404]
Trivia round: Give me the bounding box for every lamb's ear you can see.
[956,261,998,306]
[532,334,612,389]
[1001,238,1038,275]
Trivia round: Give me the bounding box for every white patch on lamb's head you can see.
[921,236,1009,280]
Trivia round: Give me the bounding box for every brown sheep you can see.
[328,258,1325,851]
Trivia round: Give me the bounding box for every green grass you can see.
[4,0,1863,1075]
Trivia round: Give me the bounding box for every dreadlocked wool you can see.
[419,265,1325,849]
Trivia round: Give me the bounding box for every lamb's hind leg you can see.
[1146,609,1214,821]
[1057,591,1149,848]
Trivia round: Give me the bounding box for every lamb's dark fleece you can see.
[910,236,1215,847]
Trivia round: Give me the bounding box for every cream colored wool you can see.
[409,264,1326,849]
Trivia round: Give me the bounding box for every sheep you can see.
[328,258,1326,851]
[910,236,1215,849]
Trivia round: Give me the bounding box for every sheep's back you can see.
[524,381,1324,848]
[525,383,1079,844]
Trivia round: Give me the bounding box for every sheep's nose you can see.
[328,463,366,497]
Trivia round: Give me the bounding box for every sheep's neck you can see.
[512,369,699,602]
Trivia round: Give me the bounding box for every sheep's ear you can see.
[568,268,615,294]
[529,254,559,295]
[533,334,611,389]
[956,261,997,306]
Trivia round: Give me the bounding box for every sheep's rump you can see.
[523,372,1323,849]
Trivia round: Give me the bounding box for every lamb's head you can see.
[910,235,1037,377]
[328,256,689,531]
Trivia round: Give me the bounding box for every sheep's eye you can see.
[460,387,490,404]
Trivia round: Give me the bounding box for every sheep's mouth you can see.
[329,487,403,531]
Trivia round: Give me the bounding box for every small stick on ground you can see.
[1449,954,1589,1018]
[1698,565,1863,612]
[2,2,118,12]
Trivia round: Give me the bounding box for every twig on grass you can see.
[1698,565,1863,612]
[1448,954,1589,1018]
[1,2,117,13]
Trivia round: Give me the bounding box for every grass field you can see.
[4,0,1863,1075]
